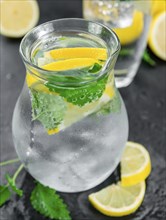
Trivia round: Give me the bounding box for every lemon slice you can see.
[47,47,107,60]
[26,57,99,87]
[148,11,166,61]
[121,142,151,187]
[26,72,39,88]
[89,181,146,217]
[0,0,39,38]
[113,11,143,45]
[42,58,99,71]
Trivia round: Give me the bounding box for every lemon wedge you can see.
[47,47,107,60]
[26,73,39,88]
[42,58,99,71]
[26,57,99,87]
[89,181,146,217]
[148,11,166,61]
[113,11,143,45]
[0,0,39,38]
[121,141,151,187]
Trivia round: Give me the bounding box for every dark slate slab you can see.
[0,0,166,220]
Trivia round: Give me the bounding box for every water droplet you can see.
[80,95,85,100]
[6,73,13,80]
[72,98,77,102]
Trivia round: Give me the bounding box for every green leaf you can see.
[0,185,11,206]
[30,90,67,130]
[96,89,121,116]
[31,183,71,220]
[6,174,23,196]
[119,48,134,56]
[88,63,102,73]
[46,75,108,107]
[143,50,156,66]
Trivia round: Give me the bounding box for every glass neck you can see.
[20,18,120,87]
[25,52,118,88]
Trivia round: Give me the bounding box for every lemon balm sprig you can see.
[0,160,23,206]
[0,158,20,166]
[143,50,156,66]
[0,158,71,220]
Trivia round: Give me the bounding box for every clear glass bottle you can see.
[83,0,152,87]
[12,18,128,192]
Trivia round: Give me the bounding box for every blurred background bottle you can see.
[83,0,152,88]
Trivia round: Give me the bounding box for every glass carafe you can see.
[83,0,152,87]
[12,18,128,192]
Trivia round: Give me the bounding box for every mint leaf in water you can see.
[31,183,71,220]
[96,89,121,116]
[46,76,108,107]
[31,90,67,130]
[109,90,121,113]
[0,185,11,206]
[6,174,23,196]
[88,63,102,73]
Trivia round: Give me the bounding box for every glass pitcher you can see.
[83,0,152,87]
[12,18,128,192]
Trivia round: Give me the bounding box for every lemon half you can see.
[0,0,39,38]
[148,11,166,61]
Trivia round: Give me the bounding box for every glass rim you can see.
[20,18,121,84]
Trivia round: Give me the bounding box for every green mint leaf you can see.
[88,63,102,73]
[119,48,134,56]
[46,76,108,107]
[109,90,121,113]
[30,90,67,130]
[0,185,11,206]
[143,50,156,66]
[31,183,71,220]
[96,89,121,116]
[6,174,23,196]
[96,101,112,116]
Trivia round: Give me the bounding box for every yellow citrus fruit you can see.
[148,11,166,60]
[121,142,151,187]
[113,11,143,45]
[42,58,100,71]
[26,57,100,87]
[47,128,59,135]
[26,72,39,87]
[151,0,166,16]
[47,47,107,60]
[89,181,146,217]
[104,84,115,99]
[0,0,39,38]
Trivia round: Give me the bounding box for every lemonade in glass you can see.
[83,0,152,87]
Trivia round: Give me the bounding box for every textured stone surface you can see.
[0,0,166,220]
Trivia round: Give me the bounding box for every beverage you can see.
[83,0,151,87]
[12,19,128,192]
